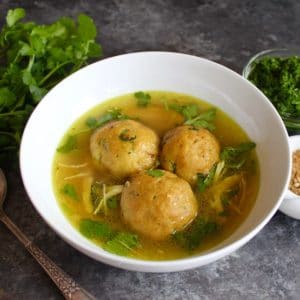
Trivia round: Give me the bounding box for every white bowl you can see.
[279,135,300,220]
[20,52,291,272]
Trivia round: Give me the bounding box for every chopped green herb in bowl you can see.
[243,48,300,132]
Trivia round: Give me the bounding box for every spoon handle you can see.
[0,213,96,300]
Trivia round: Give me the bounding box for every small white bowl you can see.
[280,135,300,220]
[20,52,291,272]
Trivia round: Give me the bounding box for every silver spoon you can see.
[0,168,96,300]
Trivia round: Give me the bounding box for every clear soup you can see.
[53,91,259,260]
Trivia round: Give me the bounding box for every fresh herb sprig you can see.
[85,108,129,130]
[184,108,216,131]
[169,103,216,130]
[0,8,102,165]
[79,219,139,256]
[61,183,79,201]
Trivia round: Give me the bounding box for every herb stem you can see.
[27,55,35,71]
[0,110,28,117]
[0,131,18,141]
[38,61,71,86]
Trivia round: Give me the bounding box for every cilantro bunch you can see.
[0,8,102,165]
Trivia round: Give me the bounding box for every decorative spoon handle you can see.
[0,213,96,300]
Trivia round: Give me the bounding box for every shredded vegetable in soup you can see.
[52,91,259,260]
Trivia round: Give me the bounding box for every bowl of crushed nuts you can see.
[280,135,300,220]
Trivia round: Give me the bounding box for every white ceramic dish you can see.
[20,52,291,272]
[279,135,300,220]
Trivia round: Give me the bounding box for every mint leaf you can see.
[0,88,16,110]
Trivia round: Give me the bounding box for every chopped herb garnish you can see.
[173,217,218,250]
[90,182,103,207]
[221,142,256,170]
[169,103,216,130]
[91,183,123,215]
[169,103,199,120]
[79,219,139,256]
[86,108,129,129]
[119,129,136,141]
[107,195,119,209]
[184,108,216,131]
[57,135,77,153]
[147,169,164,177]
[221,195,231,207]
[79,219,114,240]
[248,56,300,119]
[134,91,151,107]
[61,183,79,201]
[104,232,139,256]
[196,163,217,192]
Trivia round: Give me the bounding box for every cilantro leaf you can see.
[78,14,97,40]
[173,217,218,250]
[181,104,199,120]
[221,142,256,169]
[61,183,79,201]
[184,108,216,130]
[134,91,151,107]
[6,8,25,27]
[147,169,164,177]
[85,108,129,129]
[169,103,216,130]
[79,219,114,240]
[0,8,102,167]
[119,129,136,141]
[169,103,199,120]
[57,135,77,153]
[196,163,217,192]
[104,232,139,256]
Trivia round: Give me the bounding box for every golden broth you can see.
[53,91,259,260]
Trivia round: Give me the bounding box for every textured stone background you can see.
[0,1,299,299]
